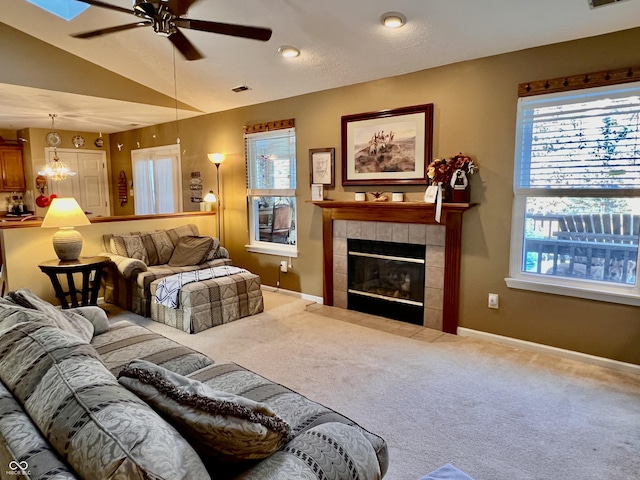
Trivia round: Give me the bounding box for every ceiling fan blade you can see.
[74,0,133,15]
[174,18,272,41]
[171,0,201,17]
[72,22,151,39]
[169,29,204,61]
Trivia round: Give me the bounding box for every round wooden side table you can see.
[38,256,111,309]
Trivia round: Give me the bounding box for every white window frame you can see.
[506,82,640,306]
[131,144,183,214]
[245,128,298,257]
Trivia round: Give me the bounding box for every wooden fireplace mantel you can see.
[312,201,474,334]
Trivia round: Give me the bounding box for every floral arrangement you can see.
[427,153,478,185]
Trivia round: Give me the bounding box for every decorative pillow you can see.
[168,236,213,267]
[203,236,222,261]
[0,323,210,480]
[139,230,174,265]
[110,234,149,264]
[118,359,292,462]
[166,224,200,247]
[0,305,47,334]
[5,289,94,342]
[69,305,111,335]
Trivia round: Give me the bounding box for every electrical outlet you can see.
[280,260,288,273]
[488,293,499,309]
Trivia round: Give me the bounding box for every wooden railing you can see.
[524,213,638,283]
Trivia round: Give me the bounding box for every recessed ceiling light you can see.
[232,85,251,93]
[278,46,301,58]
[380,12,407,28]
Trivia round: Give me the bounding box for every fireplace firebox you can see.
[348,239,426,325]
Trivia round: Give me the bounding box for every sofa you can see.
[0,290,388,480]
[100,224,232,317]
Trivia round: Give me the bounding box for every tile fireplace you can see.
[312,201,473,333]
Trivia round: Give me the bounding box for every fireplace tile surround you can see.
[312,201,473,334]
[333,220,446,330]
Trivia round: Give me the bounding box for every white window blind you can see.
[246,128,296,192]
[509,80,640,305]
[245,127,298,255]
[515,82,640,193]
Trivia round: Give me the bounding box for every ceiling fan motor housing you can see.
[72,0,273,60]
[133,1,157,18]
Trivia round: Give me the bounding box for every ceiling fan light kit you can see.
[71,0,273,61]
[381,12,407,28]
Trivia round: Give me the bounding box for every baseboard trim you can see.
[261,286,323,305]
[457,327,640,375]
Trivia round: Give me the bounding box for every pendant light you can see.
[39,114,77,181]
[38,149,77,181]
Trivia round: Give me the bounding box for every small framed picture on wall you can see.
[309,148,335,188]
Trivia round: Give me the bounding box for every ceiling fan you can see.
[71,0,273,61]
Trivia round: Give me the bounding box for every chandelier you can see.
[38,150,76,181]
[38,114,77,181]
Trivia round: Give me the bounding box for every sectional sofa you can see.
[0,289,388,480]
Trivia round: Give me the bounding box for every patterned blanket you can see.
[154,266,249,309]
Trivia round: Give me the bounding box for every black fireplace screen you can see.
[347,239,426,324]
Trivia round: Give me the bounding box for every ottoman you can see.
[150,271,264,333]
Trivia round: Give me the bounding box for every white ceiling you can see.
[2,0,640,133]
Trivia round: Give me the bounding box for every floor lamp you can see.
[207,153,225,240]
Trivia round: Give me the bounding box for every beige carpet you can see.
[108,291,640,480]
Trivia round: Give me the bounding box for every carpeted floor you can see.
[107,291,640,480]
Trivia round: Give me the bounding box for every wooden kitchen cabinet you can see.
[0,145,26,191]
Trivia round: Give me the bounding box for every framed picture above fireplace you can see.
[341,103,433,186]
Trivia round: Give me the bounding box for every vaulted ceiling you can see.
[2,0,640,133]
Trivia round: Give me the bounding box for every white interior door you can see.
[77,151,109,216]
[47,149,110,217]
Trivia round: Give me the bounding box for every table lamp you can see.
[41,198,91,261]
[203,190,217,211]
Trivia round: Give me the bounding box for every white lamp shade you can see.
[41,198,91,228]
[203,191,217,203]
[41,198,90,261]
[207,153,225,164]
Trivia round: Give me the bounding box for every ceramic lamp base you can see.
[52,227,83,261]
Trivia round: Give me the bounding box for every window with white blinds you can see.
[245,127,297,256]
[508,81,640,305]
[246,128,296,192]
[515,82,640,193]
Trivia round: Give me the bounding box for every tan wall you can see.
[19,28,640,364]
[1,214,217,305]
[0,130,18,142]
